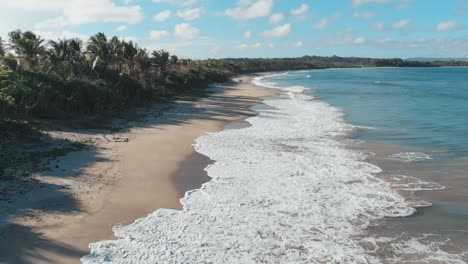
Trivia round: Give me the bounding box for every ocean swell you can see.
[81,74,464,263]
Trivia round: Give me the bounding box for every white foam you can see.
[388,175,445,192]
[82,78,463,263]
[353,125,379,130]
[252,74,306,94]
[360,235,467,264]
[389,152,433,162]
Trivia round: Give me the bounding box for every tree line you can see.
[1,30,466,124]
[0,30,230,121]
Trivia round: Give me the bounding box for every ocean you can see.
[82,67,468,263]
[264,67,468,262]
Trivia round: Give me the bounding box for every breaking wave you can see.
[81,74,465,263]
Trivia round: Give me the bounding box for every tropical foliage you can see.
[0,30,226,122]
[1,29,466,125]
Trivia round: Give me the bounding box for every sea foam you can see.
[389,152,433,162]
[82,74,465,263]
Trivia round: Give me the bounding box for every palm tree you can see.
[8,30,45,70]
[122,41,140,75]
[151,49,172,77]
[170,55,178,65]
[47,38,83,77]
[134,48,151,79]
[109,36,124,72]
[0,37,5,57]
[87,32,110,71]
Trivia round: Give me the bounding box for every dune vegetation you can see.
[0,30,465,131]
[0,30,230,123]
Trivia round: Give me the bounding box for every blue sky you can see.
[0,0,467,59]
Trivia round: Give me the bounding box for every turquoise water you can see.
[268,67,468,159]
[265,67,468,260]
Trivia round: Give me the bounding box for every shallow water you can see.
[270,67,468,154]
[268,67,468,262]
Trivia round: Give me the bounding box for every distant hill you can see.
[406,57,468,62]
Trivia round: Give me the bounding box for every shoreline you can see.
[246,71,468,262]
[82,70,424,263]
[0,75,274,264]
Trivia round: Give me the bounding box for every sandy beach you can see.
[0,75,273,264]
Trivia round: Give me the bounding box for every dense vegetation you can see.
[1,30,467,126]
[0,30,231,122]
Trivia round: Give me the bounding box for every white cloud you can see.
[33,30,89,42]
[371,22,384,31]
[313,13,340,30]
[260,23,291,38]
[392,19,410,29]
[35,17,69,29]
[153,0,198,6]
[377,37,392,43]
[353,37,366,44]
[0,0,69,12]
[434,21,462,31]
[33,0,143,29]
[268,43,275,48]
[174,23,200,39]
[236,42,263,49]
[269,13,285,24]
[211,45,221,55]
[352,11,375,19]
[397,3,409,9]
[294,41,303,47]
[352,0,393,7]
[252,42,262,48]
[225,0,273,20]
[149,30,169,40]
[244,30,252,39]
[177,7,203,20]
[116,25,127,31]
[291,3,309,16]
[237,43,249,49]
[317,27,368,47]
[154,10,172,22]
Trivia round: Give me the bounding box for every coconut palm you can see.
[151,49,172,77]
[47,38,83,77]
[108,36,125,72]
[8,30,45,70]
[170,55,178,65]
[87,32,110,71]
[134,48,151,79]
[122,41,140,75]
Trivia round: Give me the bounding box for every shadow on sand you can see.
[0,77,268,263]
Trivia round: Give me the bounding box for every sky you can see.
[0,0,467,59]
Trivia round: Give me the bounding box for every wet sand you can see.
[0,75,274,264]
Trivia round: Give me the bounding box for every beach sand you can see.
[0,75,273,264]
